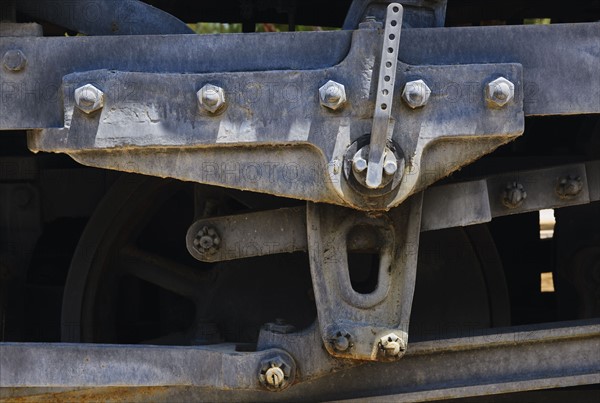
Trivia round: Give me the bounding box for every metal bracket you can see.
[306,194,423,361]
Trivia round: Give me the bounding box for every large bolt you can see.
[193,226,221,255]
[258,354,295,391]
[347,145,404,190]
[402,79,431,109]
[502,182,527,208]
[383,152,398,175]
[486,77,515,108]
[352,152,368,174]
[197,84,226,114]
[319,80,347,110]
[74,84,105,114]
[556,176,583,199]
[379,333,406,358]
[3,49,27,72]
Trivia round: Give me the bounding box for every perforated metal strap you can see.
[366,3,403,189]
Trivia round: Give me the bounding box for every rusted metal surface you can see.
[1,321,598,401]
[0,2,598,401]
[306,194,423,360]
[0,343,294,390]
[26,26,524,210]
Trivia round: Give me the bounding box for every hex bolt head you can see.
[74,84,105,114]
[258,355,295,392]
[193,226,221,255]
[379,333,406,359]
[556,176,583,199]
[3,49,27,72]
[319,80,347,110]
[352,154,368,173]
[402,79,431,109]
[486,77,515,108]
[383,152,398,175]
[502,182,527,208]
[197,84,226,114]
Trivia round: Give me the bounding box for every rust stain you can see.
[1,387,173,403]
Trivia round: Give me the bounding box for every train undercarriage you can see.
[0,0,599,401]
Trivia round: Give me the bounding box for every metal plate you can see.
[1,23,597,130]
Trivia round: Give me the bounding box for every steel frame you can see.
[1,0,599,399]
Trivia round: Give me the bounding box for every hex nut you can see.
[74,84,105,114]
[502,182,527,209]
[197,84,226,114]
[402,79,431,109]
[379,333,406,359]
[330,329,352,352]
[486,77,515,107]
[3,49,27,72]
[193,226,221,255]
[556,176,583,199]
[258,355,295,391]
[319,80,347,110]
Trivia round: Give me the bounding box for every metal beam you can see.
[185,160,599,263]
[399,22,600,116]
[1,23,597,130]
[0,343,294,389]
[335,321,600,402]
[16,0,193,35]
[1,31,353,129]
[0,321,598,401]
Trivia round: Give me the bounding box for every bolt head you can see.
[319,80,347,110]
[259,355,295,391]
[383,152,398,175]
[402,79,431,109]
[198,84,226,113]
[352,155,368,173]
[3,49,27,72]
[486,77,515,107]
[74,84,105,114]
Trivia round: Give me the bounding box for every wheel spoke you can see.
[119,246,211,299]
